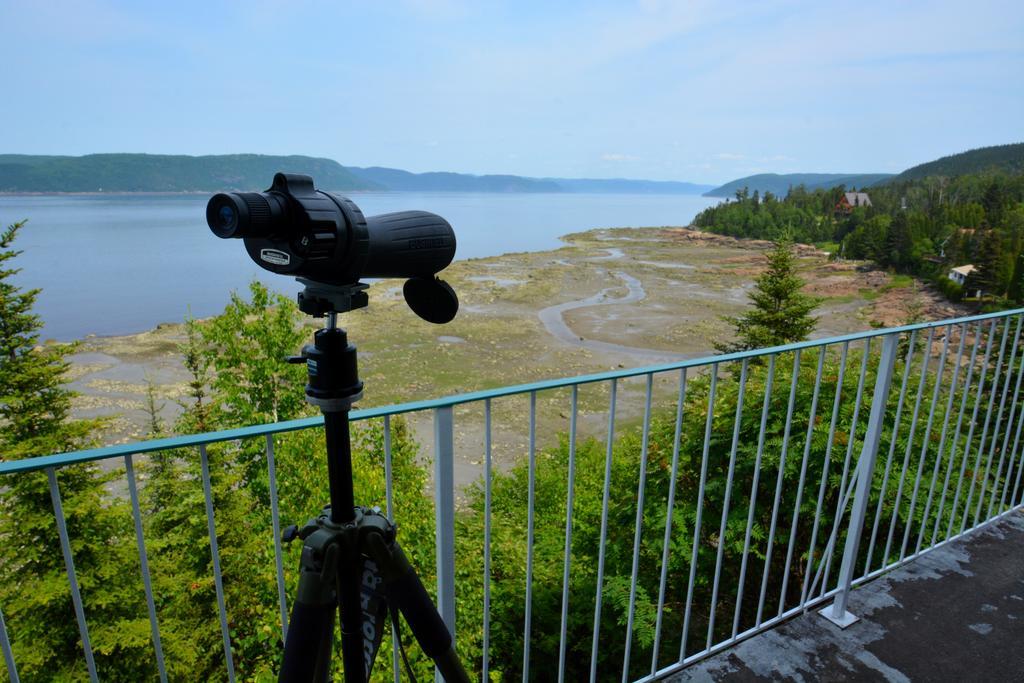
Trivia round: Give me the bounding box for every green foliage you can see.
[694,190,835,243]
[695,166,1024,309]
[717,240,819,353]
[0,222,154,680]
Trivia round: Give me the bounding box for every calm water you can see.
[0,192,719,340]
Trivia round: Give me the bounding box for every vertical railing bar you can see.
[433,405,457,683]
[678,363,718,661]
[622,375,655,682]
[0,601,16,683]
[988,315,1024,520]
[199,445,236,682]
[820,338,871,596]
[706,359,748,651]
[265,435,290,646]
[381,417,400,683]
[899,326,951,560]
[482,400,493,683]
[863,329,918,574]
[801,342,849,607]
[807,459,864,599]
[1004,318,1024,509]
[946,320,997,541]
[124,454,168,683]
[732,355,776,639]
[591,379,618,683]
[651,368,687,675]
[47,468,98,682]
[1002,347,1024,511]
[522,392,537,681]
[384,415,395,520]
[777,347,826,617]
[976,316,1023,526]
[557,387,579,683]
[755,349,802,628]
[931,323,984,546]
[828,334,899,622]
[1008,439,1024,508]
[916,324,968,554]
[961,318,1010,533]
[593,382,614,679]
[881,328,934,568]
[1003,313,1024,509]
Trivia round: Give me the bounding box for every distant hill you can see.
[347,166,560,192]
[0,153,378,193]
[0,153,713,195]
[704,172,894,198]
[883,142,1024,184]
[345,167,713,194]
[545,177,714,194]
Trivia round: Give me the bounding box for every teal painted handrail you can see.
[2,306,1021,477]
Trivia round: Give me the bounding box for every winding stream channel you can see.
[537,270,692,361]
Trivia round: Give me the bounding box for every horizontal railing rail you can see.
[3,307,1024,682]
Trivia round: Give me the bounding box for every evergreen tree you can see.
[717,239,819,353]
[885,211,913,270]
[0,222,154,680]
[970,228,1007,299]
[1008,252,1024,304]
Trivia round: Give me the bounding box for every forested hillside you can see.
[885,143,1024,184]
[0,154,378,193]
[0,154,713,194]
[694,161,1024,307]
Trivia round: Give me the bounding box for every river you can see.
[0,192,719,340]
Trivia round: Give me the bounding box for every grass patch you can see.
[885,274,915,290]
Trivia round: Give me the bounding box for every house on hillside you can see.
[948,264,976,286]
[949,264,983,298]
[835,191,872,215]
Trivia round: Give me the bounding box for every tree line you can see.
[693,171,1024,308]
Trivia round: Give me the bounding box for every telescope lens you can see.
[217,204,237,232]
[207,193,248,238]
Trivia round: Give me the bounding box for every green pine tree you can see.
[717,239,819,353]
[0,222,154,680]
[970,228,1007,299]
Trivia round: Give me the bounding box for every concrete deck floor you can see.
[670,511,1024,682]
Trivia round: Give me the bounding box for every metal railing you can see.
[3,308,1024,681]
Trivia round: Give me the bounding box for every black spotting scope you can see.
[207,172,456,285]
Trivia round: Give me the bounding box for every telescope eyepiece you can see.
[206,191,283,239]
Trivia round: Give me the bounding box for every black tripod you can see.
[279,281,469,683]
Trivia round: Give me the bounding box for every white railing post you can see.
[433,406,457,681]
[822,334,898,628]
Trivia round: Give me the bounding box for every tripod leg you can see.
[366,535,470,683]
[281,594,336,682]
[337,550,368,683]
[281,543,339,683]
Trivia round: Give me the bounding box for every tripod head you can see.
[292,275,459,412]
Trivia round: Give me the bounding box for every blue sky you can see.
[1,0,1022,184]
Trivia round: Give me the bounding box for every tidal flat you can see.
[67,227,969,486]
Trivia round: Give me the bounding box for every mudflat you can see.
[67,227,968,465]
